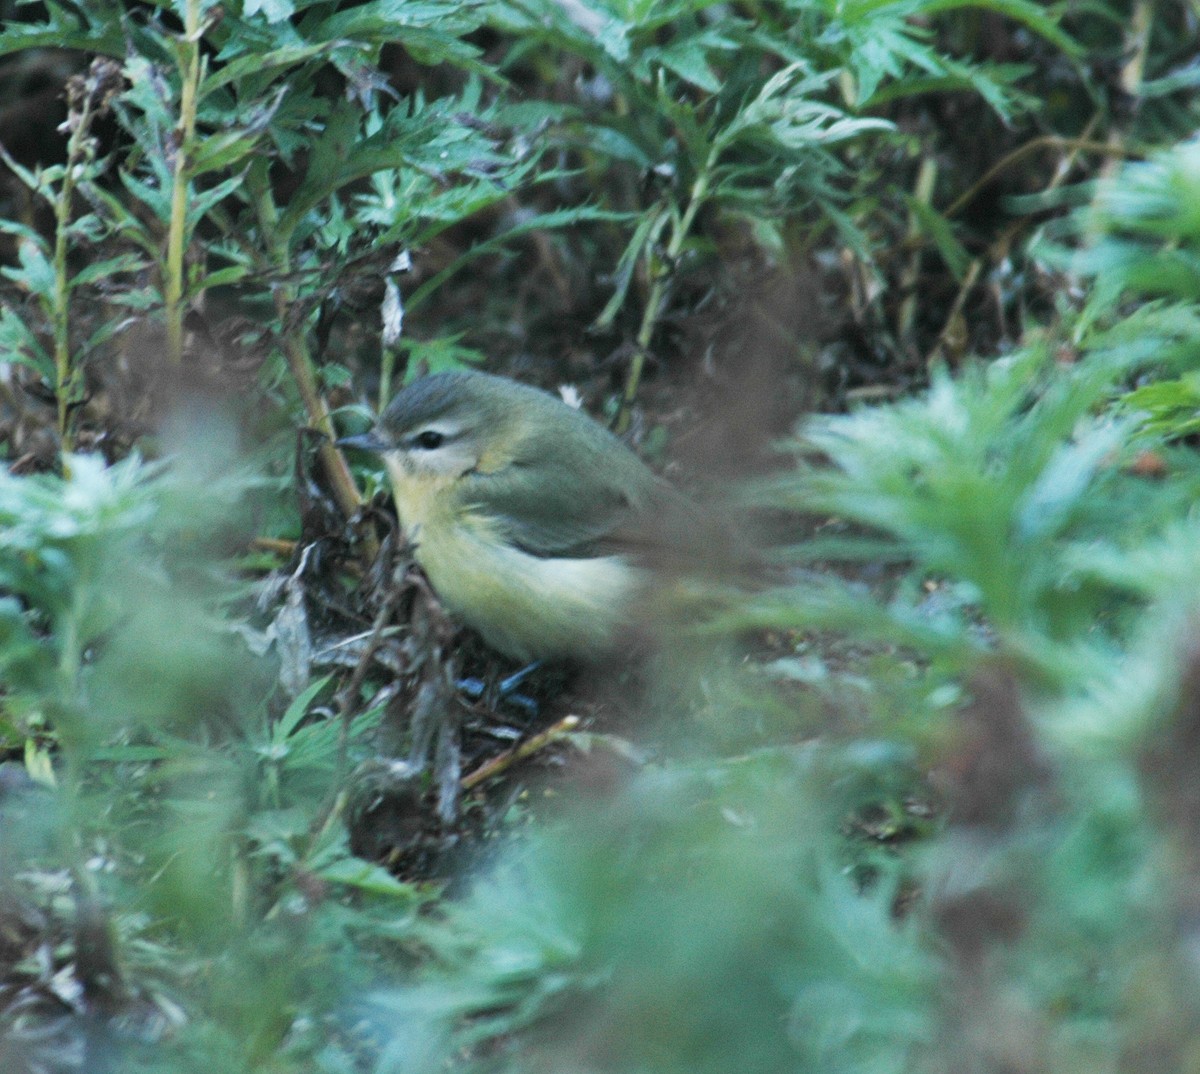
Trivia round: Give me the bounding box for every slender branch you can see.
[926,120,1108,368]
[250,537,299,557]
[164,0,203,365]
[307,562,403,840]
[246,160,367,528]
[615,158,713,435]
[334,577,403,787]
[461,715,581,791]
[897,156,938,344]
[942,136,1135,221]
[50,89,103,454]
[272,290,366,522]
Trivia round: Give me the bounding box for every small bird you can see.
[338,370,695,661]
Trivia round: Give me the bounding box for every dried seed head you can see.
[65,58,124,121]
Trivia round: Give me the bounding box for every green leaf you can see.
[649,37,722,93]
[120,169,172,223]
[0,220,44,247]
[591,204,671,330]
[187,129,268,177]
[310,0,490,69]
[81,316,136,358]
[405,203,636,313]
[0,307,53,379]
[0,143,45,197]
[71,253,147,288]
[274,673,334,743]
[902,194,972,281]
[187,170,251,225]
[915,0,1078,57]
[2,237,56,301]
[191,264,251,292]
[201,45,329,94]
[0,2,123,58]
[315,854,423,898]
[243,0,296,22]
[399,334,487,375]
[1122,375,1200,439]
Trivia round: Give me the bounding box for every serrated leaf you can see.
[71,253,146,288]
[581,125,654,168]
[917,0,1078,56]
[187,129,267,178]
[902,194,971,281]
[191,264,251,292]
[121,169,172,222]
[81,315,137,357]
[0,7,123,58]
[0,219,44,245]
[244,0,295,22]
[591,204,670,330]
[0,142,44,196]
[0,307,53,378]
[1016,419,1129,542]
[404,203,637,314]
[274,673,334,743]
[5,238,57,299]
[204,43,328,93]
[650,38,722,93]
[274,101,361,239]
[316,854,420,898]
[400,334,486,375]
[187,170,250,224]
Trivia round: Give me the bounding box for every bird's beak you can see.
[335,430,390,453]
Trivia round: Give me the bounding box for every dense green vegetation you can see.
[2,0,1200,1070]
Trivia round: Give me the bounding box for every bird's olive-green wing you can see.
[455,419,670,559]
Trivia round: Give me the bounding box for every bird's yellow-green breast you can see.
[369,371,673,659]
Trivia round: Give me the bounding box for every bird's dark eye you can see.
[412,430,445,450]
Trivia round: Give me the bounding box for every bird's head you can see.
[338,371,526,485]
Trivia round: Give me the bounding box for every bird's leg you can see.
[455,660,543,715]
[497,660,543,698]
[456,677,487,700]
[490,659,542,716]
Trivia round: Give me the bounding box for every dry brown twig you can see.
[461,715,582,791]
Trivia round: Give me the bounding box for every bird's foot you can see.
[457,660,543,716]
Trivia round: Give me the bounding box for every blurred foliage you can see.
[3,0,1200,1072]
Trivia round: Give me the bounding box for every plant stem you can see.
[615,159,712,435]
[165,0,203,365]
[51,98,96,455]
[897,156,937,343]
[247,162,368,528]
[378,344,396,416]
[273,291,367,523]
